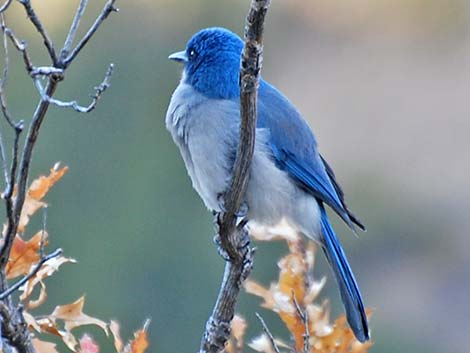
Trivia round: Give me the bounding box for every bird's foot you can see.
[216,193,249,218]
[213,233,231,261]
[238,228,255,282]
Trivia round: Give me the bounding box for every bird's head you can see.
[169,27,244,99]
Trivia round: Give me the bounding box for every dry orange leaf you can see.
[32,338,59,353]
[20,255,76,308]
[128,320,150,353]
[225,315,246,353]
[50,296,108,334]
[18,163,68,233]
[246,238,372,353]
[28,163,69,201]
[6,231,48,279]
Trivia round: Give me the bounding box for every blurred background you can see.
[2,0,469,352]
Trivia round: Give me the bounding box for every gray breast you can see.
[166,83,239,211]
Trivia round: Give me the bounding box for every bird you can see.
[166,27,369,342]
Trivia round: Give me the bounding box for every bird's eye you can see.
[188,48,197,59]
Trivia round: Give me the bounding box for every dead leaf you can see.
[110,320,124,353]
[248,334,275,353]
[35,316,79,351]
[225,315,246,353]
[125,320,150,353]
[245,237,373,353]
[20,255,76,307]
[79,334,100,353]
[28,163,68,200]
[18,164,68,233]
[6,232,48,279]
[50,296,108,334]
[23,310,41,332]
[32,338,59,353]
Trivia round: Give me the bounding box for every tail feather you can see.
[319,203,369,342]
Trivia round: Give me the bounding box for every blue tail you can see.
[319,203,369,342]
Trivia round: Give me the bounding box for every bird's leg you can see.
[216,192,249,217]
[212,214,231,261]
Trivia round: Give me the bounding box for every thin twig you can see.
[35,63,114,113]
[292,290,305,321]
[292,291,310,353]
[63,0,118,67]
[0,14,10,184]
[0,78,58,269]
[1,25,34,75]
[0,16,20,129]
[0,248,62,300]
[3,120,23,200]
[60,0,89,61]
[39,205,48,259]
[255,312,281,353]
[18,0,57,65]
[0,0,11,14]
[199,1,271,353]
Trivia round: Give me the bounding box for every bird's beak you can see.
[168,50,188,63]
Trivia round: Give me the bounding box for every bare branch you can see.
[0,0,11,14]
[0,78,58,269]
[255,313,281,353]
[35,63,114,113]
[18,0,57,65]
[0,302,35,353]
[3,120,23,200]
[0,1,118,352]
[0,248,62,300]
[1,24,34,75]
[60,0,89,61]
[199,1,271,353]
[0,14,10,184]
[63,0,118,67]
[30,66,63,77]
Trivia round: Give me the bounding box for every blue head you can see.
[169,27,244,99]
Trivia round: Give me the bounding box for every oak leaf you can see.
[245,238,372,353]
[20,255,76,308]
[6,231,48,279]
[18,163,68,233]
[50,296,108,334]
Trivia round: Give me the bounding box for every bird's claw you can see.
[213,234,231,261]
[217,193,249,218]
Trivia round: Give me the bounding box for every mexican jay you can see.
[166,27,369,342]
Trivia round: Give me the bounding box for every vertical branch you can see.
[199,1,271,353]
[60,0,89,61]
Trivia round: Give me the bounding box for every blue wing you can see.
[257,80,365,231]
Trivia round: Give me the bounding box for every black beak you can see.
[168,50,188,63]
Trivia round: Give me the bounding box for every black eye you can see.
[188,48,197,60]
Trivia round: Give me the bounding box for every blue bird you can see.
[166,27,369,342]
